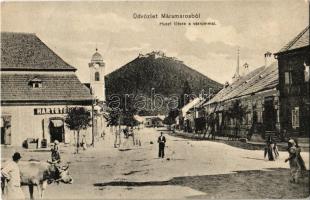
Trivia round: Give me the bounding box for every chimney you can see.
[224,81,229,88]
[242,62,249,76]
[264,51,272,67]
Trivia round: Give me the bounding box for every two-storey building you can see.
[274,26,310,136]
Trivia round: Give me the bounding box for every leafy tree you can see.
[163,109,179,130]
[106,96,138,128]
[179,80,192,108]
[65,107,91,153]
[137,109,153,116]
[105,107,121,127]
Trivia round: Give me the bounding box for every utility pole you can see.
[91,87,95,147]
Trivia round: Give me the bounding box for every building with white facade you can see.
[1,32,93,146]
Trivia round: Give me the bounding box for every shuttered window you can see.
[285,71,292,85]
[291,107,300,129]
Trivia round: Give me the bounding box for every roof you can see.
[1,32,76,71]
[134,115,145,123]
[91,50,103,62]
[1,73,92,102]
[181,98,202,116]
[276,26,309,54]
[205,62,278,105]
[143,115,165,120]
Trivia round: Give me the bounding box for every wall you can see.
[203,89,279,138]
[277,47,310,135]
[1,104,92,146]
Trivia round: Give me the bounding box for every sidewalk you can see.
[169,129,309,151]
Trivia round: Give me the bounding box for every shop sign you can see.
[34,107,71,115]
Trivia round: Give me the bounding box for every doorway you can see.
[263,97,276,131]
[49,118,65,143]
[1,116,11,145]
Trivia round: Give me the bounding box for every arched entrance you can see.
[49,118,65,143]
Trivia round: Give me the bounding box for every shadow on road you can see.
[243,156,266,161]
[94,168,310,199]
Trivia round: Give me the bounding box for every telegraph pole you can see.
[91,87,95,147]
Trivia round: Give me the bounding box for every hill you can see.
[105,51,223,115]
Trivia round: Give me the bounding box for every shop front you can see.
[1,105,92,147]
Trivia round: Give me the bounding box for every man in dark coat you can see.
[157,132,166,158]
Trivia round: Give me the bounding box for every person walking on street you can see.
[264,135,279,161]
[285,139,307,183]
[81,133,87,150]
[158,132,166,158]
[1,152,25,200]
[114,126,121,148]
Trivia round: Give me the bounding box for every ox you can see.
[2,161,73,199]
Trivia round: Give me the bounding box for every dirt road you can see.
[1,127,309,199]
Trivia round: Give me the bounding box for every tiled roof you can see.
[1,73,92,102]
[1,32,76,71]
[277,26,309,54]
[205,62,278,105]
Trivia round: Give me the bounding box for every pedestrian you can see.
[81,133,87,150]
[134,128,141,146]
[129,127,136,145]
[114,126,121,148]
[285,139,307,183]
[157,132,166,158]
[1,152,25,200]
[51,140,61,163]
[264,135,278,161]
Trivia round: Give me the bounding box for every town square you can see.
[1,1,310,199]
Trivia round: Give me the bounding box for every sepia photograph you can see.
[0,0,309,199]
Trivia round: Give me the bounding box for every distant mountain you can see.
[105,51,223,114]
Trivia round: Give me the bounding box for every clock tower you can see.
[89,48,106,102]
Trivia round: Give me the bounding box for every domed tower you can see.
[89,48,106,102]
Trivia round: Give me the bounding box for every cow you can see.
[2,160,73,199]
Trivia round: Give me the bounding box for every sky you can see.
[1,0,309,84]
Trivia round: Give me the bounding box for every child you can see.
[81,134,87,150]
[51,140,61,163]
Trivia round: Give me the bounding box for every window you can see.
[305,63,309,82]
[33,82,42,88]
[247,113,252,125]
[285,71,292,85]
[292,107,299,129]
[257,111,263,123]
[30,78,42,88]
[218,113,222,126]
[95,72,100,81]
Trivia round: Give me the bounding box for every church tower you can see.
[232,47,240,82]
[89,48,106,102]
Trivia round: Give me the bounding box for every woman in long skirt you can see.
[285,139,307,183]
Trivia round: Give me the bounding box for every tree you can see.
[163,109,179,130]
[65,107,91,153]
[105,107,121,127]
